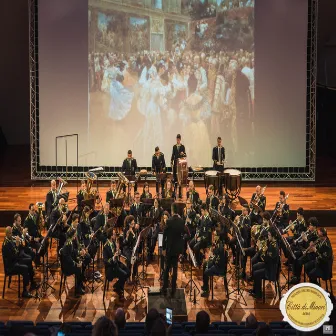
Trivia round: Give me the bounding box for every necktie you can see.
[218,147,221,164]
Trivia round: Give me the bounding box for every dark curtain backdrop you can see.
[0,0,335,157]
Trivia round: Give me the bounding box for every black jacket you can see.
[163,215,185,257]
[122,158,137,176]
[106,189,118,202]
[46,190,57,216]
[263,240,279,281]
[2,237,20,273]
[61,239,78,275]
[150,206,163,224]
[24,213,41,238]
[171,144,186,165]
[274,202,290,228]
[103,240,118,274]
[250,193,266,213]
[183,209,197,234]
[130,203,145,222]
[186,190,200,205]
[197,215,212,244]
[206,195,219,210]
[212,146,225,166]
[94,212,113,232]
[152,153,166,173]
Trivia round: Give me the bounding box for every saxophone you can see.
[36,202,45,232]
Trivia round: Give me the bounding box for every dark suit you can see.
[94,212,113,244]
[249,193,266,225]
[162,214,185,291]
[24,213,44,263]
[186,190,200,207]
[152,153,166,194]
[206,195,219,211]
[212,146,225,172]
[273,202,289,230]
[106,189,117,202]
[76,190,86,214]
[122,157,138,191]
[46,190,57,217]
[129,203,145,224]
[171,144,186,198]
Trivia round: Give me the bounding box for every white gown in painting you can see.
[108,67,134,121]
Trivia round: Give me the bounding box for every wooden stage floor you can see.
[0,227,334,325]
[1,184,336,211]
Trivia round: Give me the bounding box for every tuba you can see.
[116,173,129,198]
[57,177,67,196]
[36,202,45,232]
[84,171,97,200]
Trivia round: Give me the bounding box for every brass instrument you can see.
[116,173,129,198]
[251,224,261,243]
[283,219,298,234]
[56,176,68,196]
[36,202,45,232]
[294,229,310,244]
[250,186,267,208]
[303,238,323,256]
[84,171,98,200]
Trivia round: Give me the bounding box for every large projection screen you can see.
[37,0,308,171]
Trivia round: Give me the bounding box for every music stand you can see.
[81,198,95,210]
[130,225,152,304]
[142,198,154,215]
[175,201,186,217]
[185,243,200,304]
[161,198,174,212]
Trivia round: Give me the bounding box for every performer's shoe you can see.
[201,290,209,298]
[289,277,300,285]
[22,290,33,298]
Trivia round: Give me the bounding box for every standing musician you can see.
[212,137,225,195]
[45,179,57,218]
[12,213,36,261]
[304,227,333,285]
[50,198,70,251]
[130,192,145,224]
[140,182,153,202]
[147,198,163,261]
[106,180,118,202]
[159,212,170,278]
[273,190,289,230]
[122,150,138,192]
[94,203,113,244]
[152,146,166,196]
[24,203,45,266]
[206,185,219,211]
[289,217,319,285]
[189,204,212,266]
[61,228,85,297]
[122,215,139,282]
[249,185,266,225]
[161,203,185,296]
[104,228,129,299]
[182,199,197,257]
[2,226,37,298]
[171,134,186,199]
[249,228,279,299]
[241,212,271,280]
[201,221,228,297]
[76,180,87,214]
[229,206,251,264]
[186,181,200,209]
[163,179,176,200]
[79,206,98,258]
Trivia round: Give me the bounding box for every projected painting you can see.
[88,0,254,167]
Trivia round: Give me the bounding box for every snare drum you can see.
[204,170,219,192]
[223,169,241,198]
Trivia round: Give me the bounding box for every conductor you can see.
[161,202,185,296]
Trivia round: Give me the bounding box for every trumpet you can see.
[294,229,310,244]
[283,219,298,233]
[302,238,323,256]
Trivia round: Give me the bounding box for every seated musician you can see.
[106,180,118,202]
[186,181,200,209]
[50,198,69,251]
[61,228,85,297]
[249,185,266,225]
[171,134,186,199]
[206,185,219,211]
[122,215,140,282]
[163,179,176,200]
[285,207,306,244]
[76,180,87,215]
[130,192,145,224]
[45,179,57,219]
[24,203,44,266]
[249,228,279,299]
[304,227,333,285]
[12,213,36,261]
[2,226,38,298]
[147,198,163,261]
[229,206,251,264]
[94,203,113,244]
[201,221,228,297]
[212,137,225,195]
[242,211,271,280]
[79,206,97,258]
[183,199,197,257]
[289,217,319,285]
[222,198,238,221]
[152,146,166,196]
[189,204,212,266]
[140,182,152,202]
[273,190,289,230]
[122,150,138,192]
[104,228,130,299]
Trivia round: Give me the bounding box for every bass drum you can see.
[204,170,219,193]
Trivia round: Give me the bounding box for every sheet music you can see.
[187,243,198,268]
[131,233,141,265]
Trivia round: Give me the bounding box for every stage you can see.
[0,181,335,324]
